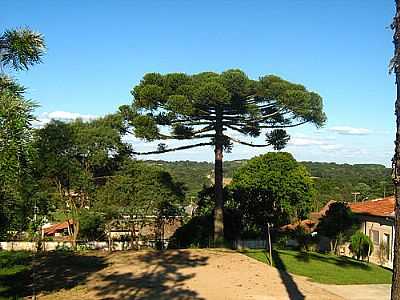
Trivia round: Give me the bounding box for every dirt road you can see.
[37,249,343,300]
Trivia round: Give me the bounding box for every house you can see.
[348,196,395,269]
[42,220,74,239]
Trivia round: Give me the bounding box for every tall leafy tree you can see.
[0,28,45,237]
[230,152,315,231]
[35,117,130,248]
[96,160,185,249]
[316,202,358,255]
[0,86,37,236]
[392,1,400,298]
[122,69,326,242]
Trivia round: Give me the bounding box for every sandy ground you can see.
[37,249,344,300]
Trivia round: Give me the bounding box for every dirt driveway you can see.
[36,249,343,300]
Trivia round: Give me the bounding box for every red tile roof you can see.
[280,219,316,233]
[349,196,395,218]
[43,219,74,235]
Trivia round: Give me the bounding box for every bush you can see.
[349,232,373,260]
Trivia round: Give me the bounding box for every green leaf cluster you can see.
[0,28,45,71]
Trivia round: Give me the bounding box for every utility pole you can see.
[267,222,273,266]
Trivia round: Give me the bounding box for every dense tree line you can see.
[148,160,393,211]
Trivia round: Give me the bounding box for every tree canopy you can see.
[34,117,130,247]
[96,160,185,248]
[96,160,185,217]
[122,69,326,242]
[230,152,315,232]
[316,202,359,254]
[123,69,326,150]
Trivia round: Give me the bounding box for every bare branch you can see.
[132,142,213,155]
[260,120,308,129]
[225,135,271,147]
[224,124,248,135]
[193,125,214,134]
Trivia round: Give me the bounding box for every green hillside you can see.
[145,160,393,210]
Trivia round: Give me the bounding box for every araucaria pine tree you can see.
[121,69,326,243]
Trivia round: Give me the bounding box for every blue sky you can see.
[2,1,397,165]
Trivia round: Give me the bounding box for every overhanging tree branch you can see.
[260,120,308,128]
[226,135,271,147]
[131,142,213,155]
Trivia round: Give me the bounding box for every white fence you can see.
[0,239,170,252]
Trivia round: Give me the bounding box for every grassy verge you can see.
[0,251,32,300]
[242,249,392,285]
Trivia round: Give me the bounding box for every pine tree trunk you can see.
[214,109,224,245]
[393,2,400,299]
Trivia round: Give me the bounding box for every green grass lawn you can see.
[242,249,393,285]
[0,251,32,300]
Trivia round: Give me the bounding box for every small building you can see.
[42,220,74,238]
[348,196,395,269]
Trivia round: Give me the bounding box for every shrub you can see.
[349,232,373,260]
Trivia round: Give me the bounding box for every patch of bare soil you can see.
[35,249,343,300]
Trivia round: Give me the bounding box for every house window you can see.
[369,229,379,245]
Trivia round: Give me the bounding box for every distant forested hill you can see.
[145,160,393,210]
[301,162,392,209]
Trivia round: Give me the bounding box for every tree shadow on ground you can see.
[31,251,108,297]
[93,250,209,300]
[272,251,305,300]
